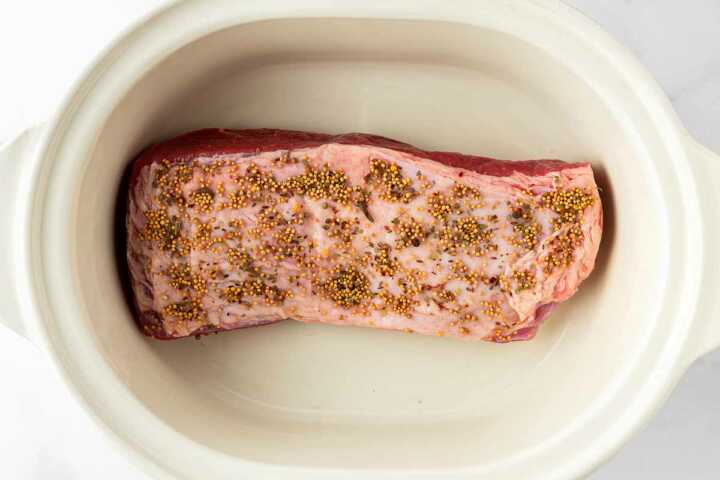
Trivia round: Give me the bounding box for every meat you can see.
[126,129,602,342]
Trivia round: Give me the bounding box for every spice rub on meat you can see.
[126,129,602,342]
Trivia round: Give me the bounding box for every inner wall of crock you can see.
[77,18,665,468]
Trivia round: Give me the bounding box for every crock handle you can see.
[0,125,45,340]
[685,136,720,362]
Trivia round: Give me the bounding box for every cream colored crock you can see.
[1,1,719,479]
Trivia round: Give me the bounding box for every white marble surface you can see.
[0,1,719,478]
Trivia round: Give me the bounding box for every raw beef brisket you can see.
[126,129,602,342]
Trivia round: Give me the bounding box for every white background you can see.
[1,1,719,478]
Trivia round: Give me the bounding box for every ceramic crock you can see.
[1,1,719,478]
